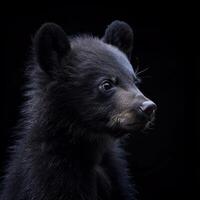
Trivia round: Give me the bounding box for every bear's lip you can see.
[108,117,154,135]
[122,122,146,131]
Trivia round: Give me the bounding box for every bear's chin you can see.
[106,123,146,138]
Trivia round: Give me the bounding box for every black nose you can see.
[139,101,157,117]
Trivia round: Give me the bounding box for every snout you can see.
[128,99,157,131]
[139,100,157,119]
[109,89,157,133]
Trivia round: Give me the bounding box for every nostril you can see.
[140,101,157,116]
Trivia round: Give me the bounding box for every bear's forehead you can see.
[71,36,135,78]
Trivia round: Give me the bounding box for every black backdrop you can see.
[1,3,194,200]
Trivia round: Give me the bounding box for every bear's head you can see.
[32,21,156,137]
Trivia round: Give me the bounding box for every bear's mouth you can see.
[120,115,155,133]
[126,122,144,128]
[107,111,156,136]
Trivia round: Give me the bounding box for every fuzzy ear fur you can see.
[102,20,134,59]
[34,23,70,75]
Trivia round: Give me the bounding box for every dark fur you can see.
[0,21,154,200]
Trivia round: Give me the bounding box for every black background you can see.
[1,3,195,200]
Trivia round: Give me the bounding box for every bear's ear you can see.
[102,20,134,59]
[34,23,70,76]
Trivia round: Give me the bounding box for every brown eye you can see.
[99,80,114,92]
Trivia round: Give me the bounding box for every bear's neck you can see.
[27,117,115,168]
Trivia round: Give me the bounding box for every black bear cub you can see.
[0,21,156,200]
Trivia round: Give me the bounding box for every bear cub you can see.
[0,21,156,200]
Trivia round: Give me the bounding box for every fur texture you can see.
[0,21,156,200]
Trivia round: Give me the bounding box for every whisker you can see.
[135,67,149,77]
[135,65,140,75]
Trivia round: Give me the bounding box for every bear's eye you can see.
[99,80,114,92]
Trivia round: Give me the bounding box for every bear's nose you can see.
[139,101,157,117]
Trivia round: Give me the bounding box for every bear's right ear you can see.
[34,23,70,76]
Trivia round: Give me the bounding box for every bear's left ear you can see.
[34,23,71,76]
[102,20,134,60]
